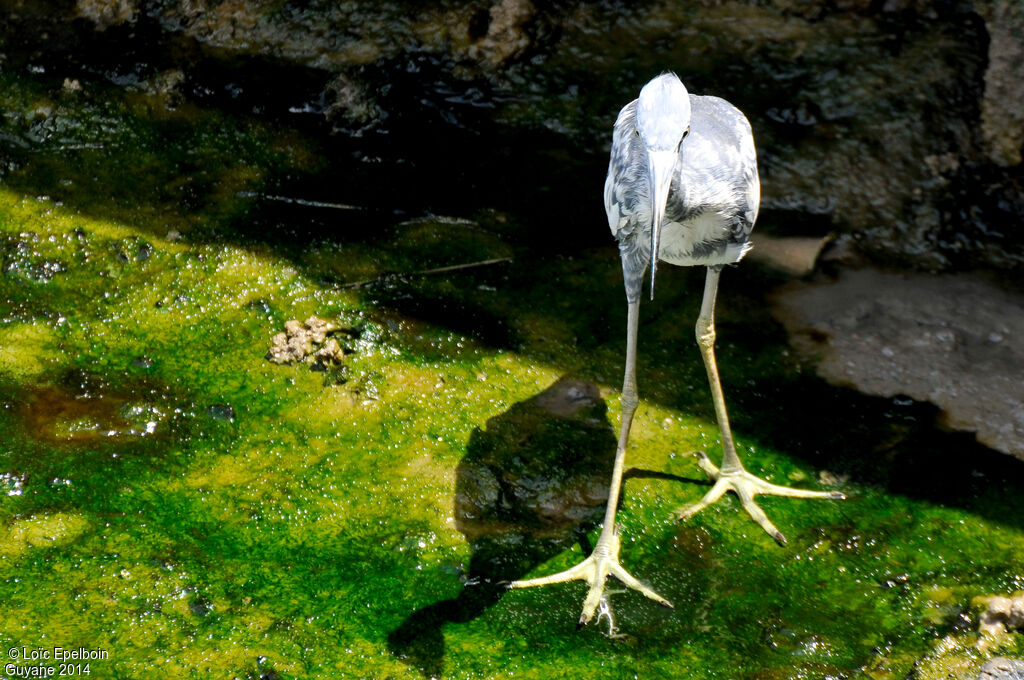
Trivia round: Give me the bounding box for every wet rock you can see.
[770,268,1024,460]
[266,316,344,366]
[978,657,1024,680]
[14,1,1024,268]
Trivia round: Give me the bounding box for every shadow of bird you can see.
[387,375,617,677]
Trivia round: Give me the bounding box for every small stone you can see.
[267,331,301,364]
[267,316,350,376]
[1011,597,1024,627]
[131,355,154,369]
[311,338,344,371]
[980,593,1024,637]
[989,596,1013,618]
[207,404,235,422]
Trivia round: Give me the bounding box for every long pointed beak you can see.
[647,150,675,300]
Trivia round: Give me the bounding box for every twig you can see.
[337,255,512,286]
[236,191,364,211]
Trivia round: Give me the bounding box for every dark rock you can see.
[8,1,1024,268]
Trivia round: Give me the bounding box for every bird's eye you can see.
[634,128,640,138]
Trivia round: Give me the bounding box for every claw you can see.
[509,528,672,626]
[676,457,844,543]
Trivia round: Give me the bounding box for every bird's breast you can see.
[657,211,751,267]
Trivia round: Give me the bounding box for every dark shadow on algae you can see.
[388,376,617,677]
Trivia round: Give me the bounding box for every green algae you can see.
[0,56,1022,680]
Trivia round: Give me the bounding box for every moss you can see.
[0,512,90,559]
[0,324,58,379]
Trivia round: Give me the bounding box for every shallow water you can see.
[0,13,1023,680]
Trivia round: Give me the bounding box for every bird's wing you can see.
[604,100,650,241]
[686,95,760,230]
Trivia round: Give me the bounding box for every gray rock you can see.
[770,268,1024,460]
[975,0,1024,167]
[979,657,1024,680]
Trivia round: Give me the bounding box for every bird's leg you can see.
[676,267,844,545]
[510,299,672,625]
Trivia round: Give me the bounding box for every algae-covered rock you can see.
[3,3,1024,678]
[0,512,90,559]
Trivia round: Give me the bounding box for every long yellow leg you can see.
[510,299,671,625]
[676,267,845,545]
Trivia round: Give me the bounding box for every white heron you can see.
[510,73,844,625]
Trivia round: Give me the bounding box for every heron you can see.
[510,73,844,625]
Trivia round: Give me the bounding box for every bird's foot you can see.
[676,451,846,546]
[507,528,672,626]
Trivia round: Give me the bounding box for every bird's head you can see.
[635,73,691,299]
